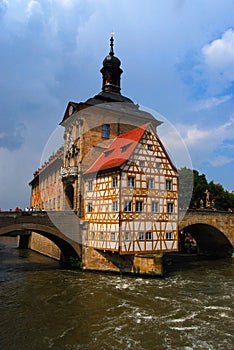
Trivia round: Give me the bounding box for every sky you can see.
[0,0,234,210]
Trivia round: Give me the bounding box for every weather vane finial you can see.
[109,31,115,56]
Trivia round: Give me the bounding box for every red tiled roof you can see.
[84,123,150,174]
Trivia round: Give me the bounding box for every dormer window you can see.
[121,143,132,153]
[102,124,110,139]
[104,149,114,157]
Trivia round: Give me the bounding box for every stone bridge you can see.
[0,211,82,264]
[179,209,234,258]
[0,209,233,263]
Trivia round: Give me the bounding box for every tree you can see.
[178,167,193,209]
[178,168,234,211]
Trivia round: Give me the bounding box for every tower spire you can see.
[100,34,123,94]
[109,35,114,56]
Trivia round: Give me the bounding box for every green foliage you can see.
[178,168,234,211]
[69,256,82,269]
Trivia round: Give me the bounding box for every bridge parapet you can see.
[0,211,82,262]
[179,209,234,257]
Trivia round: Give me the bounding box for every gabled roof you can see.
[84,123,150,175]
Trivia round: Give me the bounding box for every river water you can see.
[0,237,233,350]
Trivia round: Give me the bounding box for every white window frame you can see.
[88,180,93,191]
[136,201,143,212]
[88,203,92,212]
[139,232,144,240]
[125,232,130,241]
[148,178,154,189]
[146,231,152,240]
[166,231,173,240]
[124,201,132,212]
[166,179,172,191]
[112,201,118,212]
[152,201,158,213]
[167,203,174,214]
[112,177,118,188]
[128,176,135,188]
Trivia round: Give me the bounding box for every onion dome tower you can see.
[100,36,123,94]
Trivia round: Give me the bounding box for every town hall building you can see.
[29,36,178,275]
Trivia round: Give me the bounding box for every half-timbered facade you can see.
[29,36,179,274]
[84,123,178,254]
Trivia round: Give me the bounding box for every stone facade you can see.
[30,232,61,260]
[82,246,165,276]
[30,147,64,211]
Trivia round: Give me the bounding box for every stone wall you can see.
[82,246,165,276]
[30,232,61,260]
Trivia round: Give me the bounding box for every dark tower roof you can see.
[85,35,134,105]
[60,36,161,127]
[100,36,122,93]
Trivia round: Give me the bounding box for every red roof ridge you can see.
[84,123,150,175]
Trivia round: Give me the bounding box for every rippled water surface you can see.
[0,237,233,350]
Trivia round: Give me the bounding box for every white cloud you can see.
[216,116,234,138]
[209,155,234,167]
[193,94,232,111]
[52,0,74,7]
[201,28,234,92]
[182,125,210,146]
[177,116,234,167]
[202,28,234,67]
[25,0,43,18]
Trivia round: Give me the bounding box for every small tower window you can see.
[101,124,110,139]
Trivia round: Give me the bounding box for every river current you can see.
[0,237,233,350]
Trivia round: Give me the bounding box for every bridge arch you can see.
[0,223,81,265]
[180,223,233,258]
